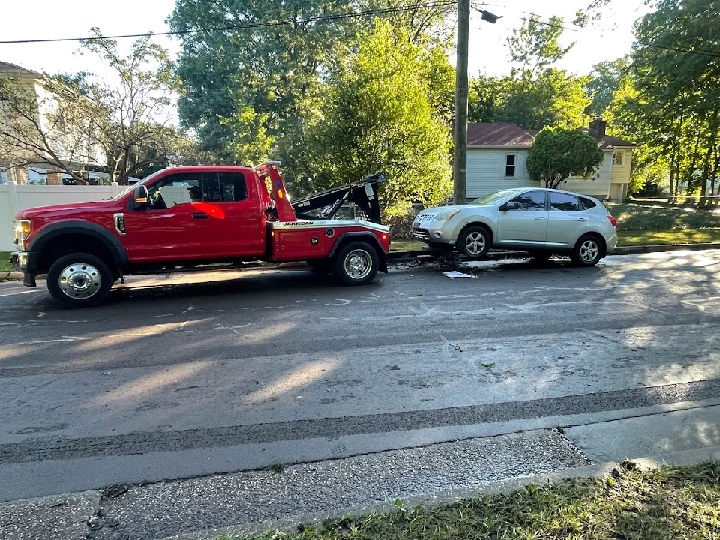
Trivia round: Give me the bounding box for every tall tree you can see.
[507,15,575,74]
[526,127,604,189]
[308,20,452,213]
[585,58,627,116]
[609,0,720,200]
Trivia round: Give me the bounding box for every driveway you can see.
[1,250,719,505]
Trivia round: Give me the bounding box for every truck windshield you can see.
[111,170,166,200]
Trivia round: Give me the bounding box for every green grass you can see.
[0,252,12,273]
[607,202,720,231]
[618,229,720,246]
[226,461,720,540]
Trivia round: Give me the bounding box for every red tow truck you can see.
[11,163,391,307]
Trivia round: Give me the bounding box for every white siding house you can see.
[466,120,637,202]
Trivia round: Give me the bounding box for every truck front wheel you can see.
[333,242,379,286]
[47,253,114,307]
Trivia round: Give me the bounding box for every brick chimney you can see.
[589,117,607,140]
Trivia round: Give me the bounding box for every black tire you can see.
[457,225,491,259]
[571,234,604,266]
[46,253,114,307]
[332,242,379,286]
[306,259,332,273]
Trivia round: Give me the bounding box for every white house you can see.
[466,119,637,202]
[0,60,105,185]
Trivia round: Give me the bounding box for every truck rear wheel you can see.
[333,242,379,286]
[47,253,114,308]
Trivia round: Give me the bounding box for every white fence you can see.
[0,183,122,251]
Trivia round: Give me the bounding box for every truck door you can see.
[193,171,266,258]
[124,172,206,262]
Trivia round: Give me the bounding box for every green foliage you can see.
[469,70,591,131]
[585,58,628,116]
[219,106,274,166]
[307,20,452,213]
[526,127,604,188]
[606,0,720,200]
[507,15,574,74]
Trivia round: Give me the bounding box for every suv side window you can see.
[202,172,249,203]
[147,173,201,210]
[549,192,581,211]
[578,196,597,210]
[509,190,546,211]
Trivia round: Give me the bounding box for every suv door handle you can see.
[192,212,209,219]
[534,216,546,220]
[577,217,588,221]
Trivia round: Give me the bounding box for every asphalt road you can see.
[1,250,720,504]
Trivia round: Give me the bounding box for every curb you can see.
[387,242,720,263]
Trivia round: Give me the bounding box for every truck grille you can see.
[413,228,430,240]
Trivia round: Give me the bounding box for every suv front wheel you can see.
[47,253,114,307]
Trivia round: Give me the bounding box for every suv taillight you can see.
[607,216,617,227]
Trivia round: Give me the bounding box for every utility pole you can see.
[453,0,470,205]
[453,5,498,205]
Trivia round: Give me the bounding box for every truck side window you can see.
[146,174,201,210]
[202,172,248,203]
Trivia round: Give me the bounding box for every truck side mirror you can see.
[134,185,149,209]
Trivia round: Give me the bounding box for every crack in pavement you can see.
[2,379,719,464]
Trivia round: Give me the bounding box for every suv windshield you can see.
[470,189,522,205]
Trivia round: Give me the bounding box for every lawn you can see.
[0,252,12,273]
[229,461,720,540]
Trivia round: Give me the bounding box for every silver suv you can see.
[412,188,618,266]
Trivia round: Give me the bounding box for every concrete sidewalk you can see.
[2,401,719,540]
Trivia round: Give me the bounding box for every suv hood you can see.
[17,199,120,220]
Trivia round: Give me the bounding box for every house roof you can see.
[468,122,637,150]
[594,132,637,149]
[467,123,537,147]
[0,61,40,77]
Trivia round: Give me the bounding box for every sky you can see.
[0,0,651,80]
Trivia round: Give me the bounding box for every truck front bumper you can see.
[10,251,38,287]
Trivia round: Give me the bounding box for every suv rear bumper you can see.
[10,251,38,287]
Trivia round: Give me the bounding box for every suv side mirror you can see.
[134,185,149,209]
[499,201,520,211]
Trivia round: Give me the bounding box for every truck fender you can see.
[329,232,388,273]
[29,220,129,267]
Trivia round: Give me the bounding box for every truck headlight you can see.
[14,220,32,250]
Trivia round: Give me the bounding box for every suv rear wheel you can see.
[333,242,379,285]
[571,235,603,266]
[47,253,114,307]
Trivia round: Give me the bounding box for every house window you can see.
[613,151,624,166]
[505,154,516,177]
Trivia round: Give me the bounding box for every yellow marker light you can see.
[16,220,32,234]
[277,190,284,199]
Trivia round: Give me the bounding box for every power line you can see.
[473,2,720,60]
[0,1,458,45]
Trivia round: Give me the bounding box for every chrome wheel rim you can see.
[579,240,600,263]
[344,250,372,280]
[59,263,102,299]
[464,232,486,255]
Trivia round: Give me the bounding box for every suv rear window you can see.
[578,196,597,210]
